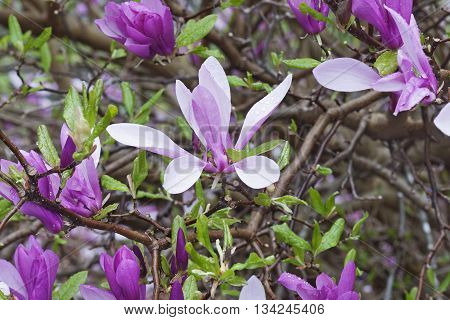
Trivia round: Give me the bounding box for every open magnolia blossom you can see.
[239,276,266,300]
[434,103,450,136]
[107,57,292,194]
[313,8,437,116]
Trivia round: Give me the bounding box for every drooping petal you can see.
[234,156,280,189]
[371,72,405,92]
[60,124,77,168]
[20,202,63,233]
[107,123,188,159]
[235,74,292,149]
[278,272,308,292]
[434,103,450,136]
[337,261,356,296]
[115,259,142,300]
[80,285,117,300]
[0,260,27,299]
[163,155,206,194]
[313,58,381,92]
[295,281,321,300]
[169,280,184,300]
[239,276,266,300]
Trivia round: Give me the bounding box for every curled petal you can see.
[107,123,188,159]
[239,276,266,300]
[163,155,206,194]
[313,58,381,92]
[235,74,292,149]
[316,273,335,290]
[434,103,450,136]
[234,156,280,189]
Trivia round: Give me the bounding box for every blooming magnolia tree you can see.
[0,0,448,301]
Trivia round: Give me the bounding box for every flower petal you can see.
[235,74,292,149]
[107,123,188,159]
[115,259,141,300]
[316,273,336,291]
[0,260,27,299]
[169,280,184,300]
[313,58,381,92]
[278,272,307,292]
[434,103,450,136]
[337,261,356,296]
[239,276,266,300]
[163,155,206,194]
[80,285,117,300]
[234,156,280,189]
[371,72,405,92]
[338,291,360,300]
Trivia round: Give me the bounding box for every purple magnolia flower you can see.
[169,229,188,300]
[95,0,175,59]
[434,103,450,136]
[107,57,292,194]
[0,151,63,233]
[352,0,412,49]
[80,246,146,300]
[0,236,59,300]
[288,0,329,35]
[313,9,438,116]
[278,262,359,300]
[60,124,101,168]
[60,157,102,217]
[239,276,266,300]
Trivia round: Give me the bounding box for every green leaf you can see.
[227,75,248,88]
[86,79,104,127]
[8,15,23,51]
[221,0,245,9]
[133,89,164,124]
[132,151,148,193]
[272,223,311,251]
[223,222,233,250]
[185,242,219,274]
[299,3,333,24]
[282,58,321,70]
[231,252,275,271]
[37,125,60,167]
[277,141,291,170]
[374,51,398,76]
[93,203,119,220]
[176,116,192,140]
[208,207,240,229]
[0,199,13,220]
[39,42,52,73]
[31,27,52,49]
[308,187,326,215]
[220,270,247,286]
[227,139,284,162]
[190,45,224,60]
[111,48,127,59]
[315,218,345,256]
[272,195,307,206]
[312,221,322,251]
[315,164,332,176]
[195,180,205,210]
[438,273,450,293]
[53,271,87,300]
[351,211,369,238]
[344,248,356,264]
[254,193,271,207]
[196,214,217,258]
[176,14,218,47]
[171,215,187,253]
[63,86,91,147]
[405,287,418,300]
[182,275,201,300]
[121,82,135,117]
[101,175,129,193]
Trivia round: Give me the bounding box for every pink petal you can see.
[80,285,117,300]
[239,276,266,300]
[107,123,188,159]
[434,103,450,136]
[313,58,381,92]
[371,72,405,92]
[235,74,292,149]
[234,156,280,189]
[0,260,27,299]
[175,80,207,147]
[163,155,206,194]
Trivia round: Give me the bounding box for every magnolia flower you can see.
[313,8,437,116]
[80,246,146,300]
[288,0,329,35]
[278,262,359,300]
[95,0,175,59]
[239,276,266,300]
[107,57,292,194]
[352,0,413,49]
[434,103,450,136]
[0,236,59,300]
[169,229,188,300]
[0,151,63,233]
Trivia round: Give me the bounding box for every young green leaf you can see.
[315,218,345,256]
[254,193,271,207]
[196,214,217,258]
[182,275,201,300]
[132,151,148,193]
[37,125,60,167]
[190,45,224,60]
[121,82,135,117]
[93,203,119,220]
[101,175,129,193]
[8,15,23,51]
[171,215,187,253]
[53,271,88,300]
[351,211,369,238]
[312,221,322,251]
[31,27,52,50]
[227,140,284,162]
[176,14,218,47]
[133,89,164,124]
[374,51,398,76]
[227,75,248,88]
[39,42,52,73]
[282,58,321,70]
[231,252,275,271]
[277,141,291,170]
[86,79,104,127]
[272,223,312,251]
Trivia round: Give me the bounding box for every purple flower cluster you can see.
[288,0,329,35]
